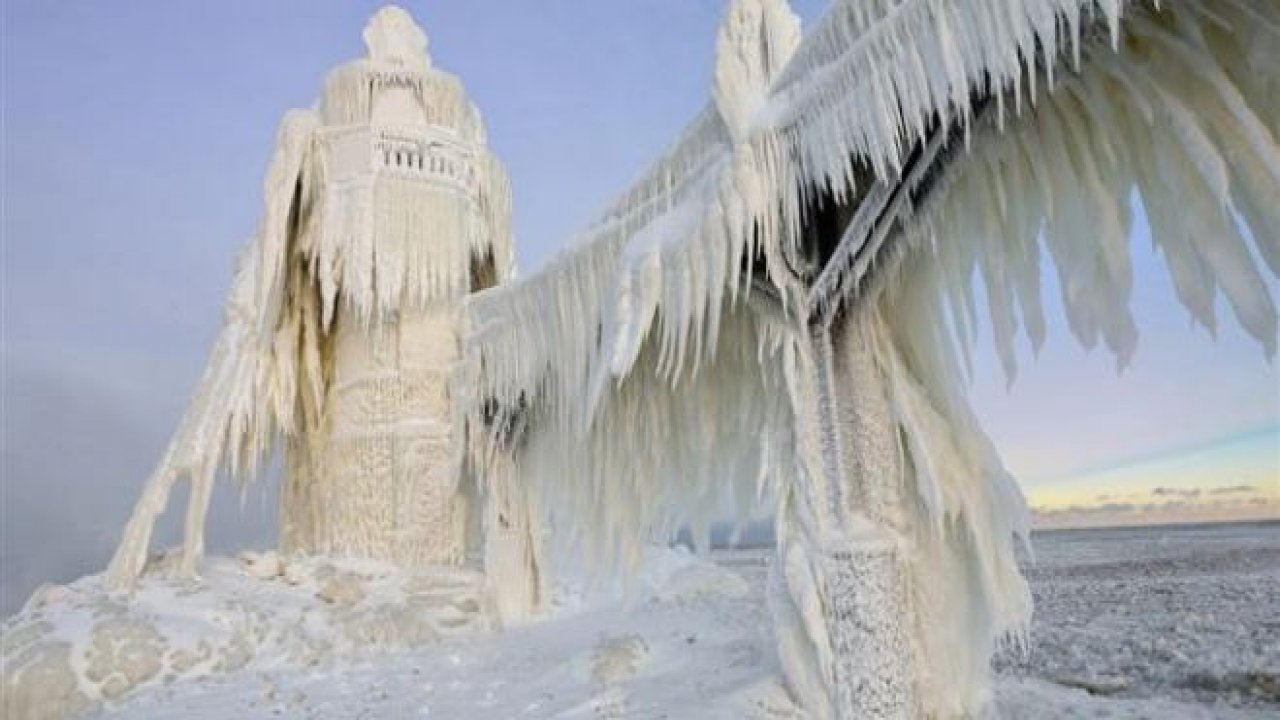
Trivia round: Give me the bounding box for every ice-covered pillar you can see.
[481,451,546,623]
[774,309,923,719]
[704,0,922,710]
[821,313,921,718]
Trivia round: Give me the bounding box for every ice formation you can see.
[104,6,540,619]
[8,0,1277,717]
[460,0,1279,717]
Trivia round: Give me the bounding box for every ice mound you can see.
[636,546,751,604]
[1,550,491,719]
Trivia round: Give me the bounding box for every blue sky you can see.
[2,1,1276,612]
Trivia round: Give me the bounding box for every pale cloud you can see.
[1210,484,1257,496]
[1033,495,1280,530]
[1152,487,1202,499]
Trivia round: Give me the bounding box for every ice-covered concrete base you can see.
[1,550,491,720]
[823,535,918,719]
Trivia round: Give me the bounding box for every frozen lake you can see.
[999,520,1280,713]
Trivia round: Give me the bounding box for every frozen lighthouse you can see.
[5,0,1274,717]
[275,7,513,568]
[107,7,535,600]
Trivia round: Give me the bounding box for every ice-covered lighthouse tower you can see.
[107,7,527,592]
[278,7,514,566]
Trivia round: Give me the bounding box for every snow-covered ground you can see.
[5,522,1277,719]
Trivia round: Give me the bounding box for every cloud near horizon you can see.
[1210,484,1257,496]
[1152,487,1201,499]
[1026,426,1278,527]
[1031,462,1279,529]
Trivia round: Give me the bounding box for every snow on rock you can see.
[314,570,367,607]
[1,551,491,719]
[588,635,650,685]
[62,547,798,720]
[235,551,282,581]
